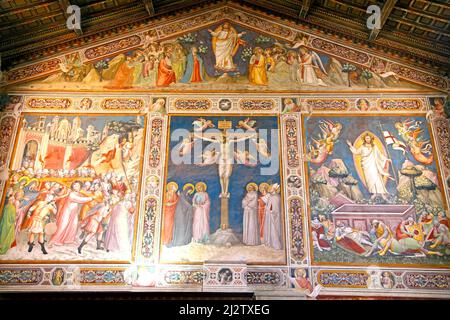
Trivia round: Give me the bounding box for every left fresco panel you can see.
[0,113,146,263]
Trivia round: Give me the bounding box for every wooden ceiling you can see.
[0,0,449,75]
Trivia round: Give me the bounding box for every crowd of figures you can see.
[39,22,405,90]
[162,181,283,250]
[0,168,136,256]
[311,211,450,257]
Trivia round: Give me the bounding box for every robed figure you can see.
[104,196,134,253]
[181,47,205,83]
[170,185,194,247]
[105,55,135,89]
[192,183,210,243]
[263,185,283,250]
[242,183,260,246]
[49,182,93,246]
[156,52,176,87]
[248,47,268,85]
[162,182,179,245]
[208,22,246,72]
[347,132,392,200]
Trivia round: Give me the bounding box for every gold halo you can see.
[26,178,39,187]
[246,182,258,192]
[195,182,207,191]
[18,176,30,185]
[166,182,178,191]
[183,183,195,194]
[259,182,269,192]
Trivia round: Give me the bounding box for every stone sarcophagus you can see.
[331,204,417,232]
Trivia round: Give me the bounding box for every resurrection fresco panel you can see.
[0,113,146,263]
[302,114,449,268]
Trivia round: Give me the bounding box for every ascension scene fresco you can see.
[160,115,285,264]
[304,115,449,267]
[0,114,145,262]
[14,22,427,92]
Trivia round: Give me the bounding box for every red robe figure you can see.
[156,52,176,87]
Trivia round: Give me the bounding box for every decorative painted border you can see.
[0,268,43,286]
[172,98,212,111]
[79,268,126,285]
[6,58,62,84]
[84,35,142,60]
[100,98,144,110]
[316,270,369,288]
[378,98,422,110]
[26,97,72,109]
[239,99,276,111]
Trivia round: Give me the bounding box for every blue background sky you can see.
[166,115,280,234]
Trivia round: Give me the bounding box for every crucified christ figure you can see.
[194,130,257,198]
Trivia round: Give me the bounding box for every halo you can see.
[246,182,258,192]
[195,182,207,191]
[166,181,179,191]
[259,182,269,192]
[18,176,30,185]
[26,178,39,187]
[183,183,195,194]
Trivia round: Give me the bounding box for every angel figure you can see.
[297,46,327,86]
[394,119,433,165]
[237,118,256,131]
[252,138,271,158]
[318,120,342,155]
[234,150,257,167]
[177,133,195,157]
[394,119,423,143]
[306,120,342,164]
[192,118,215,132]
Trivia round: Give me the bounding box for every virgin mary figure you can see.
[170,184,194,247]
[180,47,205,83]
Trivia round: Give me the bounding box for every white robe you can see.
[211,30,239,71]
[242,190,260,245]
[297,54,326,86]
[263,193,283,250]
[350,144,390,195]
[192,192,210,242]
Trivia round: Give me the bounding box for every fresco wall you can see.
[0,6,449,298]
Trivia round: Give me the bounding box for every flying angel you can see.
[237,118,256,131]
[192,118,215,132]
[234,149,257,167]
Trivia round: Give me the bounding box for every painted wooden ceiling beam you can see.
[142,0,155,16]
[58,0,83,36]
[368,0,397,41]
[299,0,314,19]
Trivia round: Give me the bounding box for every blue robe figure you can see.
[170,187,194,247]
[180,47,205,83]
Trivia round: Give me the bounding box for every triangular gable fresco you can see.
[2,4,448,93]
